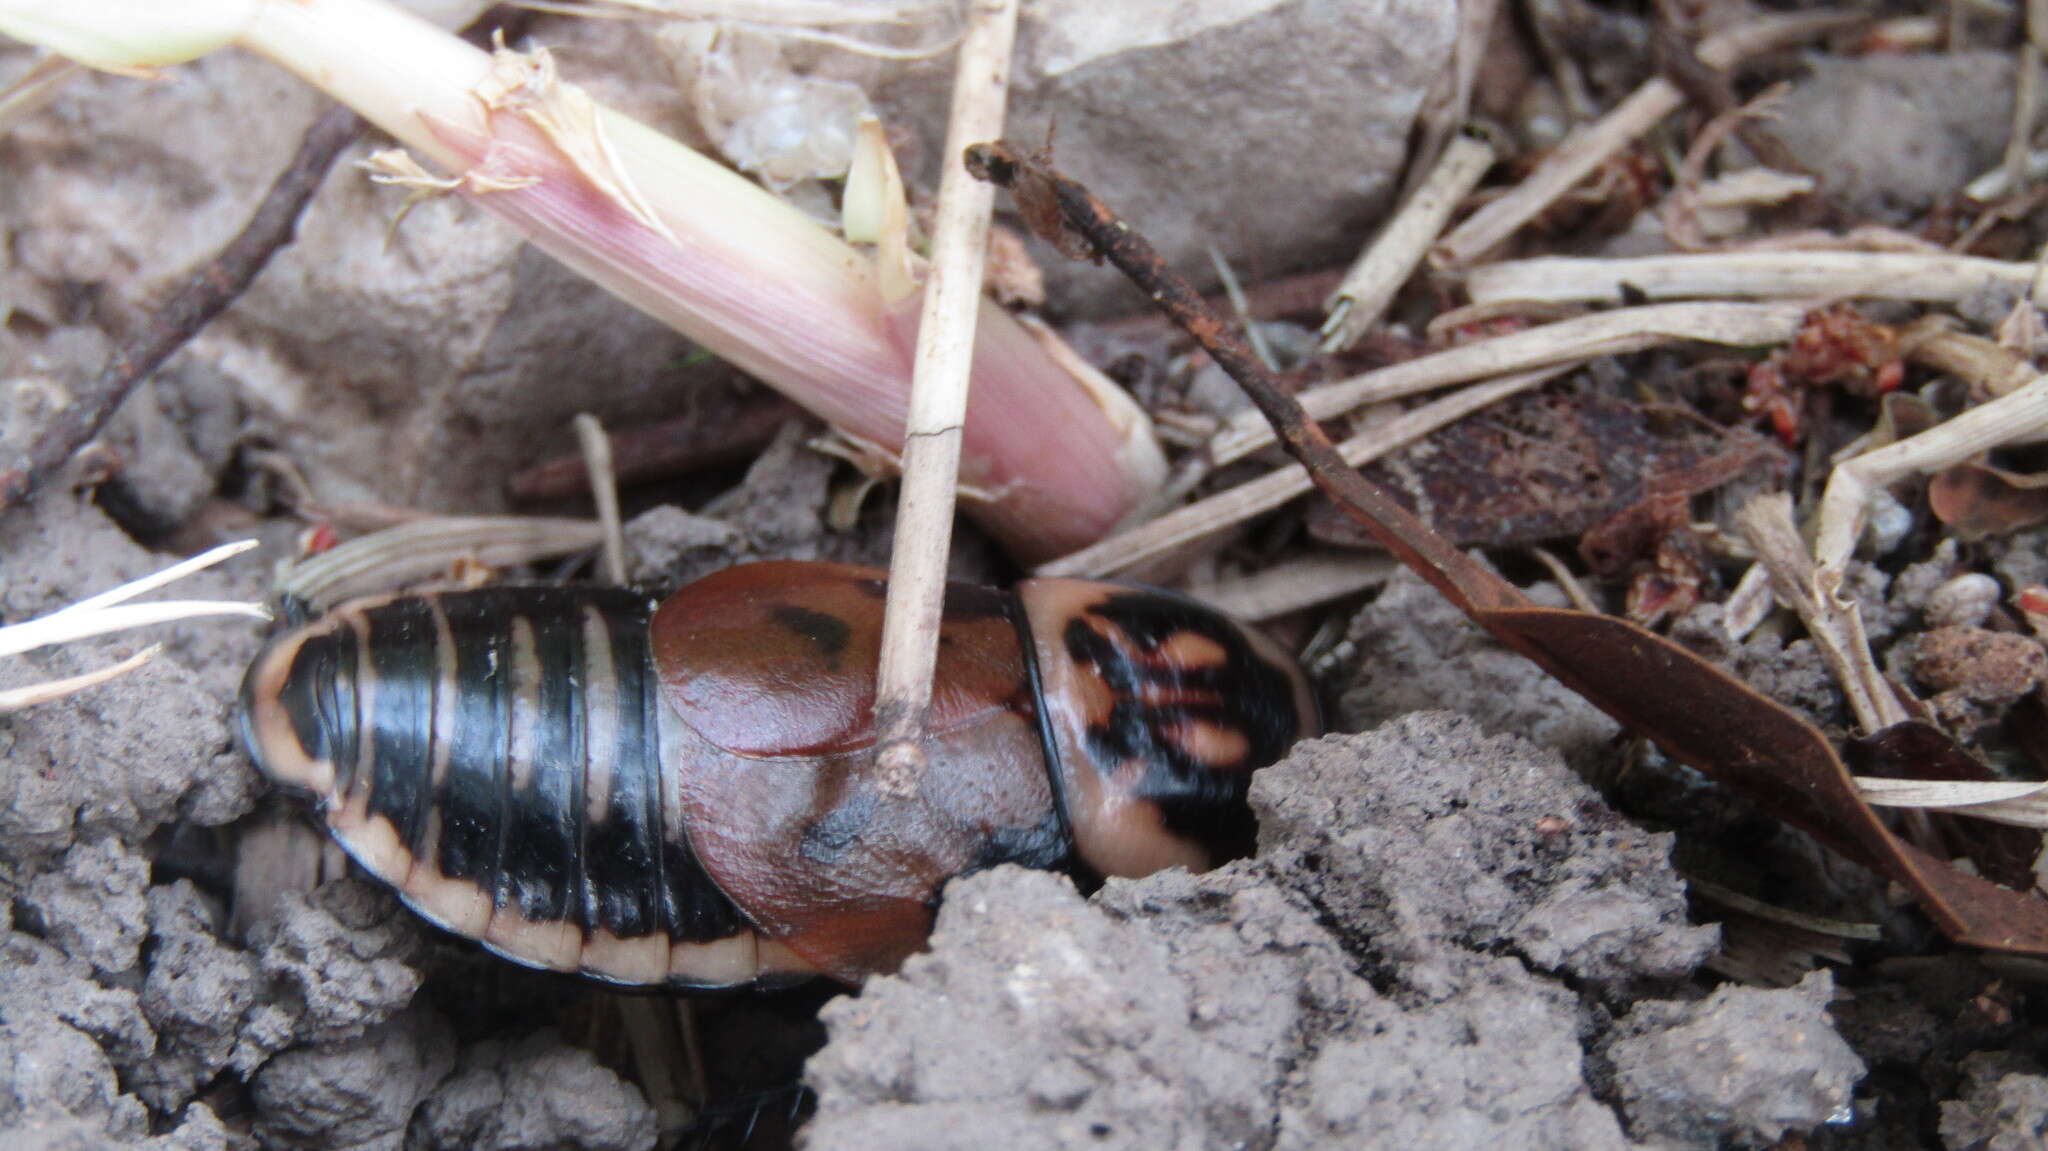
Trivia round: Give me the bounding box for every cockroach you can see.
[237,561,1319,989]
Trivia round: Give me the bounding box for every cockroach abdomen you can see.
[238,587,807,989]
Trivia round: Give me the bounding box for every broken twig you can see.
[871,0,1018,791]
[1466,251,2037,307]
[574,413,629,585]
[1737,493,1909,735]
[1212,301,1803,467]
[0,4,538,515]
[0,104,361,513]
[1813,376,2048,576]
[1322,132,1496,353]
[1433,10,1858,266]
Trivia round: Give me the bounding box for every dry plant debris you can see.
[967,137,2048,958]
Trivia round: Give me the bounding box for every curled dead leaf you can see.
[1930,462,2048,539]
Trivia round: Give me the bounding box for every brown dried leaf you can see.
[1305,390,1778,550]
[1930,462,2048,539]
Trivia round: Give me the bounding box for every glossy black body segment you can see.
[240,586,746,955]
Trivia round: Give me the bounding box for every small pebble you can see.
[1925,573,2003,630]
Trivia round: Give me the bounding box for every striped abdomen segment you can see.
[237,587,806,989]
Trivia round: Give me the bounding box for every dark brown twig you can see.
[0,104,362,512]
[0,5,536,515]
[1651,16,1807,177]
[964,141,1520,619]
[507,394,803,502]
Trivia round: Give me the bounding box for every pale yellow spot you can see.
[582,604,619,822]
[506,616,540,791]
[1156,629,1229,669]
[1167,719,1250,767]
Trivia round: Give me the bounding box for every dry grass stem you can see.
[1814,375,2048,574]
[279,516,605,608]
[0,539,265,712]
[1040,366,1570,579]
[1906,318,2039,398]
[872,0,1018,786]
[63,538,260,616]
[1403,0,1499,198]
[1322,133,1495,353]
[615,1000,693,1137]
[1432,10,1859,267]
[1721,562,1777,641]
[0,539,267,661]
[1968,151,2048,200]
[1687,877,1884,941]
[533,0,960,58]
[1856,778,2048,829]
[574,413,629,585]
[1737,493,1908,735]
[0,53,83,134]
[1190,555,1396,622]
[1465,251,2036,306]
[0,602,271,658]
[1528,546,1602,613]
[1210,302,1803,467]
[1209,247,1278,369]
[0,645,161,714]
[2004,40,2043,194]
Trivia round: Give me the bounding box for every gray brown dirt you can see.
[1772,52,2029,224]
[1333,567,1621,775]
[1941,1051,2048,1151]
[410,1029,659,1151]
[803,716,1864,1150]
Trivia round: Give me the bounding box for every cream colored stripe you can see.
[343,607,376,803]
[581,604,620,822]
[427,595,458,790]
[506,616,540,791]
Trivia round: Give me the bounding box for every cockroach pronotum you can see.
[237,561,1319,989]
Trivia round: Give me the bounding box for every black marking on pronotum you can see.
[768,604,851,662]
[798,788,876,866]
[955,809,1072,891]
[1063,592,1304,859]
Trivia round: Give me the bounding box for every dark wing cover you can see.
[650,562,1063,980]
